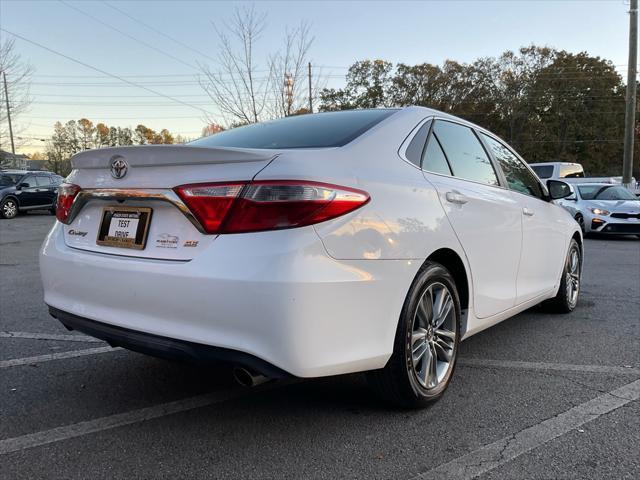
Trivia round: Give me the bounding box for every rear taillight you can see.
[174,180,369,234]
[56,183,82,223]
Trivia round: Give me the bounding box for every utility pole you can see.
[308,62,313,113]
[2,71,16,154]
[622,0,637,187]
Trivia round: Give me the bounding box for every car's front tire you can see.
[367,262,461,408]
[1,198,19,219]
[543,239,581,313]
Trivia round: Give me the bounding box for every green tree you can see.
[320,60,394,110]
[518,51,625,175]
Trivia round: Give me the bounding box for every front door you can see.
[479,133,567,304]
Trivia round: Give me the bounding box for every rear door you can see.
[480,133,567,303]
[36,175,56,205]
[421,120,522,319]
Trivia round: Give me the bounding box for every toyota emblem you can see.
[110,156,128,179]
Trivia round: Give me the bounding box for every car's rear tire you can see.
[1,198,19,219]
[543,239,581,313]
[366,262,461,408]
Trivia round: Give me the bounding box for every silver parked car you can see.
[554,182,640,237]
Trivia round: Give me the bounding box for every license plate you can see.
[96,207,152,250]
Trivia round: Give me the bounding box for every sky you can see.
[0,0,634,154]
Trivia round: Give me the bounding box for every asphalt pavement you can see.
[1,212,639,480]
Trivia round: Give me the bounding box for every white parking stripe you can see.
[413,378,640,480]
[0,331,103,343]
[0,346,118,369]
[0,389,248,455]
[459,357,640,376]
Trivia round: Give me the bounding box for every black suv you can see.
[0,170,64,219]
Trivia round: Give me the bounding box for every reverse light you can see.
[589,207,610,216]
[174,180,370,234]
[56,183,82,223]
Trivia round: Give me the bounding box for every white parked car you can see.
[554,182,640,236]
[40,107,583,407]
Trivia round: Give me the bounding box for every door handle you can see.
[445,191,469,205]
[523,207,535,216]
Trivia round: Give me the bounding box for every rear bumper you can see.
[40,222,418,378]
[49,307,291,378]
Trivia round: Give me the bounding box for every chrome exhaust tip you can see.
[233,367,270,387]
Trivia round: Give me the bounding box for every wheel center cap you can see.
[427,326,434,340]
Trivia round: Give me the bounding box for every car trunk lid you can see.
[62,145,276,260]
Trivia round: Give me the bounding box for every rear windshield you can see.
[530,165,554,179]
[190,109,398,149]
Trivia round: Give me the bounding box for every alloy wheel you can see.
[409,282,457,389]
[2,200,17,219]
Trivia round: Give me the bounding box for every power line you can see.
[58,0,198,71]
[0,28,213,116]
[101,1,217,63]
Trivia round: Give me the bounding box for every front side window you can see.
[0,174,22,186]
[21,175,36,188]
[481,134,544,199]
[433,121,498,186]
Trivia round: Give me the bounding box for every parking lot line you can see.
[459,357,640,376]
[412,378,640,480]
[0,346,118,369]
[0,331,103,343]
[0,388,249,455]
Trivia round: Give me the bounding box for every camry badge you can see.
[110,156,128,179]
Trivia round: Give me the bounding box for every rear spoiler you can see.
[71,145,276,169]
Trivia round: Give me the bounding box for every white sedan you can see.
[40,107,582,407]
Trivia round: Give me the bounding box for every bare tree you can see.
[267,22,314,118]
[200,7,323,126]
[0,39,33,151]
[199,6,270,125]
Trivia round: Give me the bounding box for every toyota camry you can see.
[40,107,583,407]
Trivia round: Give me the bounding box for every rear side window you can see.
[36,176,51,186]
[433,121,498,186]
[481,134,544,199]
[560,164,585,178]
[423,134,452,176]
[190,109,398,149]
[404,120,431,166]
[530,165,554,179]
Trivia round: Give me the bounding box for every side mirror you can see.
[547,180,573,200]
[17,182,29,190]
